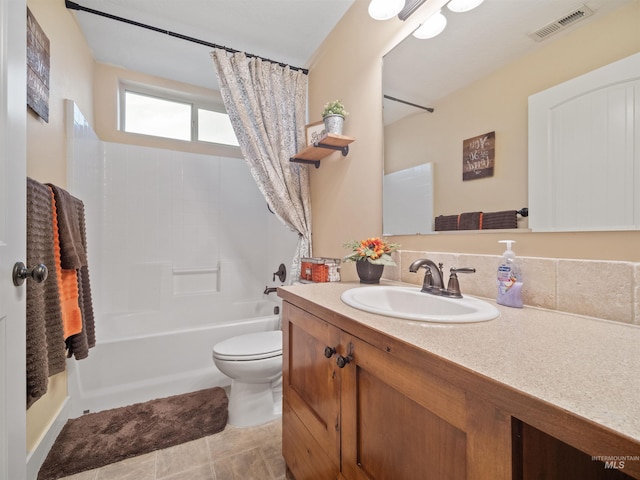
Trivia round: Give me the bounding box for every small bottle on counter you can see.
[497,240,523,308]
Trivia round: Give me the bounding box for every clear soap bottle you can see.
[497,240,523,308]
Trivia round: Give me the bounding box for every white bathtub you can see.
[66,299,281,417]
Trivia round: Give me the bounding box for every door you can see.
[340,334,469,480]
[282,302,341,479]
[0,0,27,479]
[528,52,640,232]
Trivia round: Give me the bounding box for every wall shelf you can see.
[290,133,355,168]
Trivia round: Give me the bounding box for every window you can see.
[197,109,239,146]
[120,84,239,147]
[124,92,191,141]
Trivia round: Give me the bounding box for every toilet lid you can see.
[213,331,282,361]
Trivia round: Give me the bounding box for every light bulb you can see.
[446,0,485,13]
[368,0,405,21]
[413,10,447,39]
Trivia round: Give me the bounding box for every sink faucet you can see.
[409,259,476,298]
[408,259,444,294]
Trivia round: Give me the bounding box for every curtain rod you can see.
[64,0,309,75]
[384,95,434,113]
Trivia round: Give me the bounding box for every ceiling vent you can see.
[529,4,594,41]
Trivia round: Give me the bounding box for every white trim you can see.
[119,78,225,111]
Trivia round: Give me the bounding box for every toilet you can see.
[212,330,283,427]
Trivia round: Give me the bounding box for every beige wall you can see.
[309,0,640,275]
[26,0,94,187]
[26,0,95,453]
[307,0,439,279]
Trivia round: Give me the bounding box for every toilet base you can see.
[227,379,282,428]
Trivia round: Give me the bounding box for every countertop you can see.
[279,281,640,447]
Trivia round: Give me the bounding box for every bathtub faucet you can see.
[263,286,277,295]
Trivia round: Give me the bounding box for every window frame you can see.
[118,80,238,147]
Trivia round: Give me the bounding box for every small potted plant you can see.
[344,237,399,284]
[322,100,349,135]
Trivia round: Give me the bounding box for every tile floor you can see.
[57,418,287,480]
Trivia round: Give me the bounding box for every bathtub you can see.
[66,299,281,417]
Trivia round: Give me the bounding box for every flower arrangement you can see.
[322,100,349,118]
[343,237,399,265]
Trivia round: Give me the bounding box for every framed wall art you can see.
[462,131,495,181]
[27,8,50,122]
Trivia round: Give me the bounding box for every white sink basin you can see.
[340,286,499,324]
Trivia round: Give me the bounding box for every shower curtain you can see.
[211,49,311,282]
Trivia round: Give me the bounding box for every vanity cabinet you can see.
[281,289,640,480]
[282,301,511,480]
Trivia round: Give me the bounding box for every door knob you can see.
[12,262,48,286]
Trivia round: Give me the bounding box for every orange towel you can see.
[50,189,83,339]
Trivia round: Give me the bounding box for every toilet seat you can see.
[213,331,282,361]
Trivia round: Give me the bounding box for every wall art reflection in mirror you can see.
[463,131,494,181]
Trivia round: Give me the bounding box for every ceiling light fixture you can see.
[368,0,405,21]
[446,0,485,13]
[413,10,447,39]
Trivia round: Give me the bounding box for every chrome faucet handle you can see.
[450,267,475,274]
[442,267,476,298]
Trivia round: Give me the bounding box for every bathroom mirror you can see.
[382,0,636,234]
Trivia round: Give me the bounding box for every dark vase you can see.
[356,260,384,284]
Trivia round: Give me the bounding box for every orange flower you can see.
[343,237,400,265]
[359,238,384,259]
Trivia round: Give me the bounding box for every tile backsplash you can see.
[383,250,640,325]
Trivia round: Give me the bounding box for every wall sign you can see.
[305,121,326,145]
[462,131,494,181]
[27,8,50,123]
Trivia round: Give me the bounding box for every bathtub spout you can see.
[263,286,277,295]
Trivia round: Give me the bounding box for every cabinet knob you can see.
[324,346,336,359]
[336,354,353,368]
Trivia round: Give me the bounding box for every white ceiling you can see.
[70,0,635,118]
[382,0,634,124]
[70,0,356,90]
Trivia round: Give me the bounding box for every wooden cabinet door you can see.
[340,334,510,480]
[340,333,469,480]
[282,302,341,478]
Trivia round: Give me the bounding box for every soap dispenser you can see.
[497,240,523,308]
